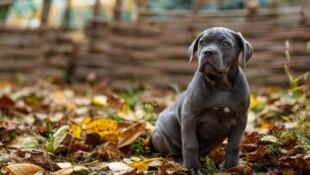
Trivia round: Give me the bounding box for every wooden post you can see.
[93,0,100,18]
[41,0,52,27]
[62,0,72,31]
[113,0,123,21]
[137,0,147,8]
[90,0,101,52]
[191,0,204,14]
[300,0,310,26]
[136,0,148,21]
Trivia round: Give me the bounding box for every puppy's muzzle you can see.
[203,49,217,56]
[199,48,227,76]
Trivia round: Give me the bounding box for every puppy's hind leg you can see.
[151,131,169,154]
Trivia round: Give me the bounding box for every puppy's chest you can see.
[197,107,237,133]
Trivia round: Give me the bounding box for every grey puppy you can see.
[152,27,253,171]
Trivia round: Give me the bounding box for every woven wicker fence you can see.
[0,7,309,90]
[0,26,76,81]
[76,7,310,89]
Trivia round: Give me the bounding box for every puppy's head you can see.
[188,27,253,83]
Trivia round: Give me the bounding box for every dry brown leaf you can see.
[97,141,120,161]
[279,155,310,174]
[226,165,253,175]
[89,163,109,171]
[119,121,146,148]
[0,95,15,111]
[241,144,257,153]
[1,163,45,175]
[51,165,88,175]
[208,145,225,164]
[29,151,60,171]
[157,159,189,175]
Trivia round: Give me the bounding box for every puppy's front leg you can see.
[225,115,247,169]
[181,100,201,169]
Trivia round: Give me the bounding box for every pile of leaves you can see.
[0,78,309,175]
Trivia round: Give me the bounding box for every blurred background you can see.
[0,0,309,91]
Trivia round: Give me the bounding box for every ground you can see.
[0,78,309,175]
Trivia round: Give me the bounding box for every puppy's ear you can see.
[235,32,253,68]
[188,33,203,63]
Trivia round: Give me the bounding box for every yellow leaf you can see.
[118,103,136,121]
[129,158,162,171]
[1,163,45,175]
[250,94,258,107]
[70,123,82,139]
[260,121,275,129]
[86,118,119,141]
[82,116,92,125]
[92,95,108,107]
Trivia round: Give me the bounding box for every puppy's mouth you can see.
[199,63,226,77]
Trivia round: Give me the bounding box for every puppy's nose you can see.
[204,49,217,56]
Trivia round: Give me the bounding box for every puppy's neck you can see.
[199,64,239,89]
[227,62,240,84]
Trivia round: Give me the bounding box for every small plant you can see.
[46,122,54,141]
[9,131,17,141]
[121,86,141,112]
[106,113,125,122]
[132,137,145,155]
[76,169,97,175]
[267,142,280,156]
[143,102,157,121]
[282,41,310,152]
[202,156,220,174]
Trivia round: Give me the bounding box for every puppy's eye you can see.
[222,41,230,47]
[199,40,206,46]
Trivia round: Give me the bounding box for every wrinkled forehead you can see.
[202,27,235,40]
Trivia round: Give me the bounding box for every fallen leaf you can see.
[129,158,162,171]
[106,162,135,174]
[260,135,278,144]
[226,165,253,175]
[260,121,275,129]
[8,134,41,149]
[1,163,45,175]
[119,121,146,148]
[97,141,120,161]
[92,95,108,107]
[48,125,74,153]
[157,159,189,175]
[51,165,88,175]
[208,145,225,164]
[51,90,77,109]
[70,123,82,139]
[29,151,60,171]
[0,95,15,111]
[241,144,257,153]
[82,116,92,125]
[89,163,109,171]
[86,118,119,142]
[279,155,310,174]
[85,133,106,146]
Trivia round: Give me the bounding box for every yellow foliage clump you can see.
[85,118,119,142]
